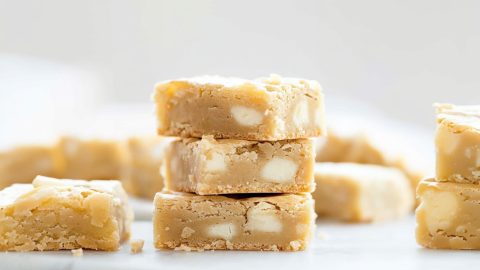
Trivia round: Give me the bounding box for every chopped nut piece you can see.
[289,241,301,251]
[181,227,196,239]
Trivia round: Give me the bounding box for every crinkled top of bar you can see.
[0,176,125,208]
[435,103,480,132]
[155,74,322,94]
[33,176,124,195]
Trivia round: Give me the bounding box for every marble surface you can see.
[2,216,479,270]
[0,93,443,270]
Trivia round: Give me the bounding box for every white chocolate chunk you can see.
[261,157,298,183]
[245,202,282,233]
[204,152,226,172]
[230,106,263,127]
[207,223,236,240]
[293,99,309,126]
[181,227,195,238]
[438,130,459,155]
[423,190,458,233]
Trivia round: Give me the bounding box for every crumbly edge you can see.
[158,128,323,141]
[188,183,314,195]
[436,174,480,184]
[418,233,480,250]
[0,221,121,251]
[156,239,307,252]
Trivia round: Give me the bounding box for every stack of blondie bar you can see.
[151,75,325,251]
[416,104,480,249]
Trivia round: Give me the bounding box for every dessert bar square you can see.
[435,103,480,183]
[153,75,325,140]
[313,163,413,222]
[0,176,133,251]
[153,191,315,251]
[164,136,315,195]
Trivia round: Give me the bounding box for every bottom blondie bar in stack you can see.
[152,75,324,251]
[154,192,314,251]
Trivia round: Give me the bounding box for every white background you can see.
[1,0,479,133]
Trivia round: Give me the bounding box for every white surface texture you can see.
[2,217,479,270]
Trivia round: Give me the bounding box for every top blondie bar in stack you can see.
[152,75,325,251]
[416,104,480,249]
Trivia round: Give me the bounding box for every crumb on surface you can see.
[130,239,145,254]
[289,241,301,251]
[71,248,83,257]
